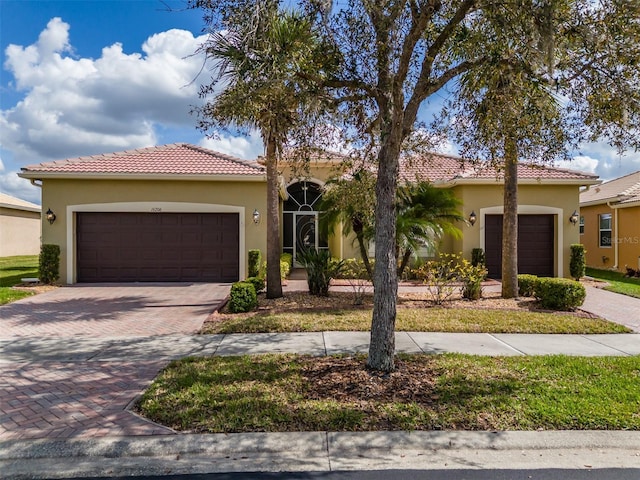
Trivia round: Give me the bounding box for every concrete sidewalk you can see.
[2,331,639,363]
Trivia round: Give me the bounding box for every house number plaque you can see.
[150,208,162,212]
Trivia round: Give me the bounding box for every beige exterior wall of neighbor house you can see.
[584,203,640,272]
[580,203,615,270]
[40,178,267,284]
[617,206,640,271]
[449,183,580,278]
[0,207,41,257]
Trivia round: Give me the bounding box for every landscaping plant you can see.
[248,249,262,278]
[228,281,258,313]
[39,244,60,284]
[297,249,344,296]
[535,278,586,311]
[569,244,586,281]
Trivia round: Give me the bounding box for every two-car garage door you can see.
[77,212,239,283]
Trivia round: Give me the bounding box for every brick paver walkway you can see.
[0,283,229,440]
[1,283,229,338]
[0,360,172,440]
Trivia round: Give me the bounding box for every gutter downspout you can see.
[607,201,618,269]
[30,179,43,188]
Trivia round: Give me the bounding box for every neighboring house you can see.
[0,193,41,257]
[579,171,640,273]
[18,143,598,284]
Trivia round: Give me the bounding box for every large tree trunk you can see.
[367,131,402,373]
[501,136,519,298]
[265,135,283,299]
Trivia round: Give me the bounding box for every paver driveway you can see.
[1,283,229,338]
[0,283,230,440]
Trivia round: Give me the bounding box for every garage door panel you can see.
[485,214,554,279]
[77,212,239,282]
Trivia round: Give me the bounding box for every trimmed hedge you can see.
[228,281,257,313]
[518,274,539,297]
[39,244,60,284]
[536,277,586,311]
[248,250,262,278]
[280,253,293,280]
[246,276,265,294]
[569,244,587,281]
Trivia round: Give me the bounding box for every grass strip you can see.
[586,267,640,299]
[138,354,640,433]
[0,255,38,305]
[205,308,629,334]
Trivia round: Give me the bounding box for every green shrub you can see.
[569,244,587,281]
[297,249,344,296]
[471,248,486,268]
[458,258,487,300]
[228,281,257,313]
[335,258,372,305]
[280,253,293,280]
[246,276,265,294]
[535,277,586,311]
[518,274,539,297]
[39,244,60,284]
[413,253,460,304]
[248,250,262,278]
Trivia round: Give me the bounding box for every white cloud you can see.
[199,131,264,160]
[575,142,640,181]
[1,18,209,164]
[553,155,599,175]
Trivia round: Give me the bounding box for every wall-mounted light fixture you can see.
[468,211,477,226]
[252,209,261,225]
[569,210,579,225]
[45,208,56,225]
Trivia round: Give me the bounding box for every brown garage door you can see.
[77,212,239,283]
[485,214,554,278]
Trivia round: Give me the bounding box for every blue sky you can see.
[1,0,639,204]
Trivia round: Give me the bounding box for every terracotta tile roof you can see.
[400,153,599,184]
[21,143,265,177]
[580,170,640,206]
[0,193,41,212]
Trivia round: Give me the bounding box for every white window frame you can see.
[598,213,612,248]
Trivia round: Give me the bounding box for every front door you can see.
[294,213,317,265]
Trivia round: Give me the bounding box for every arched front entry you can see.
[282,181,328,265]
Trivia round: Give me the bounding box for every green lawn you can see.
[204,307,630,334]
[586,267,640,298]
[137,354,640,432]
[0,255,38,305]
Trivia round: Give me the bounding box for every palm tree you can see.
[395,182,464,278]
[319,169,376,280]
[197,7,335,298]
[321,174,463,280]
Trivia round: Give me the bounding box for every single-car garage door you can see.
[77,212,239,283]
[485,214,554,278]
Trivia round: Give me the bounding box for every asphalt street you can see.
[51,469,640,480]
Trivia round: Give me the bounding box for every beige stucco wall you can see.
[580,203,614,270]
[40,178,267,284]
[0,207,41,257]
[448,183,581,278]
[617,206,640,271]
[582,203,640,272]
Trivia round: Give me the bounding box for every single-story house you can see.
[579,170,640,272]
[0,192,41,257]
[18,143,598,284]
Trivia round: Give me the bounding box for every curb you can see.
[2,431,640,479]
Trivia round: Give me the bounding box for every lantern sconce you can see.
[45,208,56,225]
[569,210,579,226]
[252,209,261,225]
[468,211,477,226]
